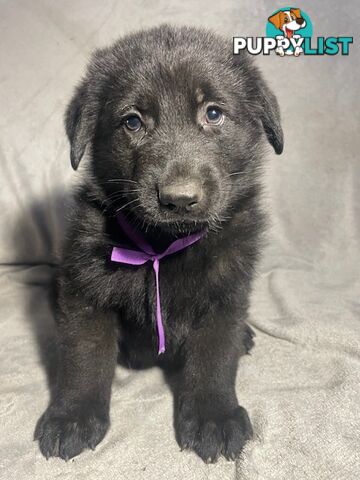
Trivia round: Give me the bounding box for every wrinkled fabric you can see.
[0,0,359,479]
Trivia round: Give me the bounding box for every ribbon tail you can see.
[152,258,165,355]
[111,247,150,265]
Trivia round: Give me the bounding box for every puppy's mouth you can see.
[136,209,212,235]
[131,200,218,235]
[285,27,294,38]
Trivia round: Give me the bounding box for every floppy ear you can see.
[268,11,283,30]
[247,65,284,155]
[65,82,96,170]
[258,82,284,154]
[290,8,301,18]
[232,54,284,154]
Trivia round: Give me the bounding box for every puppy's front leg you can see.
[174,320,253,463]
[34,292,118,460]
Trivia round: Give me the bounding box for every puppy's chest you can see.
[106,217,209,323]
[115,255,204,322]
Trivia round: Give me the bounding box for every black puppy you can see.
[35,24,283,463]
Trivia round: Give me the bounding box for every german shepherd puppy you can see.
[35,24,283,463]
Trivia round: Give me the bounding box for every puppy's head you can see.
[66,25,283,233]
[268,9,306,37]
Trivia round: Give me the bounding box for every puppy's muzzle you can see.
[158,181,203,212]
[296,17,305,25]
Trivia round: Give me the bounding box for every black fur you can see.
[34,25,283,462]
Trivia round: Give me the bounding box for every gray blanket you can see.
[0,0,359,478]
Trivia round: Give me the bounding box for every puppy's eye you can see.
[205,107,224,126]
[125,115,142,132]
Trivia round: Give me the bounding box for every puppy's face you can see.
[66,26,283,233]
[268,9,306,37]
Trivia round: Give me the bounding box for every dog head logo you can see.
[266,7,312,56]
[268,8,306,38]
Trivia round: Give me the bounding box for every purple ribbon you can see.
[111,213,204,355]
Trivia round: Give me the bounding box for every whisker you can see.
[106,179,138,184]
[105,189,140,199]
[115,198,141,213]
[226,171,246,178]
[101,189,141,209]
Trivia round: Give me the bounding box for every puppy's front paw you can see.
[175,398,253,463]
[34,405,109,460]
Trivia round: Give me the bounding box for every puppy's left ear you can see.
[256,79,284,155]
[65,81,96,170]
[232,55,284,154]
[245,63,284,155]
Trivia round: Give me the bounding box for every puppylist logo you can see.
[234,7,353,57]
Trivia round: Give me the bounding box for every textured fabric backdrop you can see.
[0,0,359,479]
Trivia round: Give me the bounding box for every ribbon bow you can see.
[111,213,204,354]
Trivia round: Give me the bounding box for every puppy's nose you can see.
[296,17,304,25]
[158,182,203,211]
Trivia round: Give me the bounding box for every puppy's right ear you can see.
[65,82,95,170]
[268,11,283,30]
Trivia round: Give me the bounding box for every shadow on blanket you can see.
[11,190,72,394]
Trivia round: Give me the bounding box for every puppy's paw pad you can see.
[35,409,109,460]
